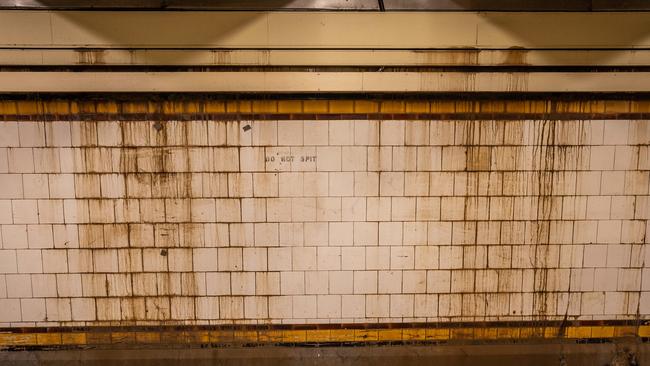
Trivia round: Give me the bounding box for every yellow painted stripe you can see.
[135,332,160,344]
[36,333,62,345]
[354,329,378,342]
[282,330,306,343]
[0,100,649,117]
[61,333,87,345]
[403,328,426,341]
[497,327,520,339]
[306,329,331,343]
[566,326,591,339]
[377,329,403,341]
[1,325,649,348]
[329,329,352,342]
[450,328,474,340]
[111,332,136,344]
[257,330,283,343]
[426,328,451,341]
[0,333,37,346]
[233,330,258,343]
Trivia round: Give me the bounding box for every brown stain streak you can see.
[76,50,106,65]
[39,99,643,327]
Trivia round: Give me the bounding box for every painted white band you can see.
[0,71,648,92]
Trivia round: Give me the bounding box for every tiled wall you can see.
[0,119,648,326]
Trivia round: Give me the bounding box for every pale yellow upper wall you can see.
[1,11,649,49]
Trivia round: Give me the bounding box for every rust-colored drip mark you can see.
[501,49,530,67]
[505,72,530,93]
[149,121,169,322]
[96,120,181,323]
[560,120,587,329]
[117,117,138,330]
[461,120,480,315]
[79,121,99,147]
[531,120,554,322]
[184,121,201,304]
[76,50,106,65]
[629,120,647,328]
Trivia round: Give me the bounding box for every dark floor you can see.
[1,341,647,366]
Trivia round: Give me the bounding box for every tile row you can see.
[1,120,647,148]
[0,244,646,274]
[1,291,648,324]
[2,146,649,174]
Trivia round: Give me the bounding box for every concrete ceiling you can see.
[0,0,649,11]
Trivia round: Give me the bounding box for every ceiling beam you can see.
[0,0,649,11]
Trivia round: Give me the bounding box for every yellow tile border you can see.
[61,333,87,345]
[329,329,352,342]
[0,99,649,118]
[110,331,136,344]
[0,333,37,346]
[282,330,306,343]
[328,100,354,113]
[496,327,520,339]
[450,328,475,340]
[257,330,283,343]
[306,329,331,343]
[426,328,451,341]
[36,333,62,346]
[2,325,649,348]
[354,329,378,342]
[403,328,426,341]
[134,332,160,344]
[233,330,258,343]
[519,327,544,339]
[377,329,403,341]
[565,326,592,339]
[208,330,233,343]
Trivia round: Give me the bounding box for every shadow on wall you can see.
[477,11,650,65]
[19,2,650,65]
[40,2,288,65]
